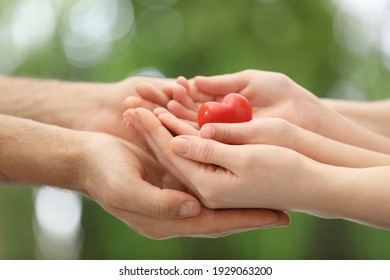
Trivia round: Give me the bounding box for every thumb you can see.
[171,135,239,170]
[123,180,202,219]
[200,122,256,144]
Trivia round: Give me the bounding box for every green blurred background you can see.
[1,0,390,259]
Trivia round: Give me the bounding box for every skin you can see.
[151,108,390,168]
[0,75,289,239]
[123,108,390,230]
[322,99,390,138]
[122,69,390,230]
[126,70,390,154]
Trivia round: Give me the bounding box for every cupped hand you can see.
[123,108,293,219]
[133,70,390,154]
[155,108,390,168]
[80,131,288,239]
[129,71,327,132]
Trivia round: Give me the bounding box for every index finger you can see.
[194,71,249,95]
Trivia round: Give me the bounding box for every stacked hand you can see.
[72,75,290,238]
[0,74,289,241]
[122,70,390,229]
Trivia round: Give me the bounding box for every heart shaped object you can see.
[197,93,253,128]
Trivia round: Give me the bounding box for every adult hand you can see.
[81,131,289,239]
[69,76,176,147]
[0,75,289,239]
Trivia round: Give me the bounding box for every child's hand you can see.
[123,108,310,211]
[123,107,291,227]
[156,108,390,168]
[126,71,327,133]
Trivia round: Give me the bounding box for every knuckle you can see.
[273,118,294,143]
[149,196,172,219]
[274,118,290,132]
[238,151,256,171]
[159,148,172,164]
[255,118,291,145]
[276,72,293,87]
[242,69,257,76]
[99,185,120,210]
[218,126,231,143]
[198,141,216,162]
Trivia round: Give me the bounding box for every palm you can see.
[170,72,323,133]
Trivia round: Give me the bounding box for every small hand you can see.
[123,108,292,221]
[127,71,327,132]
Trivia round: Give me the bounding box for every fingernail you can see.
[256,212,280,228]
[171,137,189,154]
[201,125,215,139]
[179,201,200,217]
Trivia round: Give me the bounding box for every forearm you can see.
[322,98,390,137]
[291,125,390,167]
[310,164,390,230]
[315,105,390,154]
[0,75,111,129]
[0,114,86,192]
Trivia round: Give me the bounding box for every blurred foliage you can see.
[1,0,390,260]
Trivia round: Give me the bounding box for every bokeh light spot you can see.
[61,0,134,68]
[34,187,83,259]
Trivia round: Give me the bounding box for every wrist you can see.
[48,81,115,130]
[298,162,390,229]
[0,115,89,193]
[286,158,337,217]
[296,161,354,219]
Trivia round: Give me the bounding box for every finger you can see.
[167,100,198,122]
[154,107,199,130]
[200,119,298,151]
[194,71,248,95]
[136,82,170,107]
[161,84,174,99]
[171,135,240,170]
[176,76,205,108]
[113,207,281,239]
[186,77,216,103]
[275,211,291,227]
[177,76,190,93]
[129,108,196,188]
[164,208,281,237]
[200,121,257,144]
[172,83,196,110]
[133,108,235,202]
[117,179,202,219]
[157,111,199,136]
[122,96,158,111]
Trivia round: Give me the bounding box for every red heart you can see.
[197,93,253,128]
